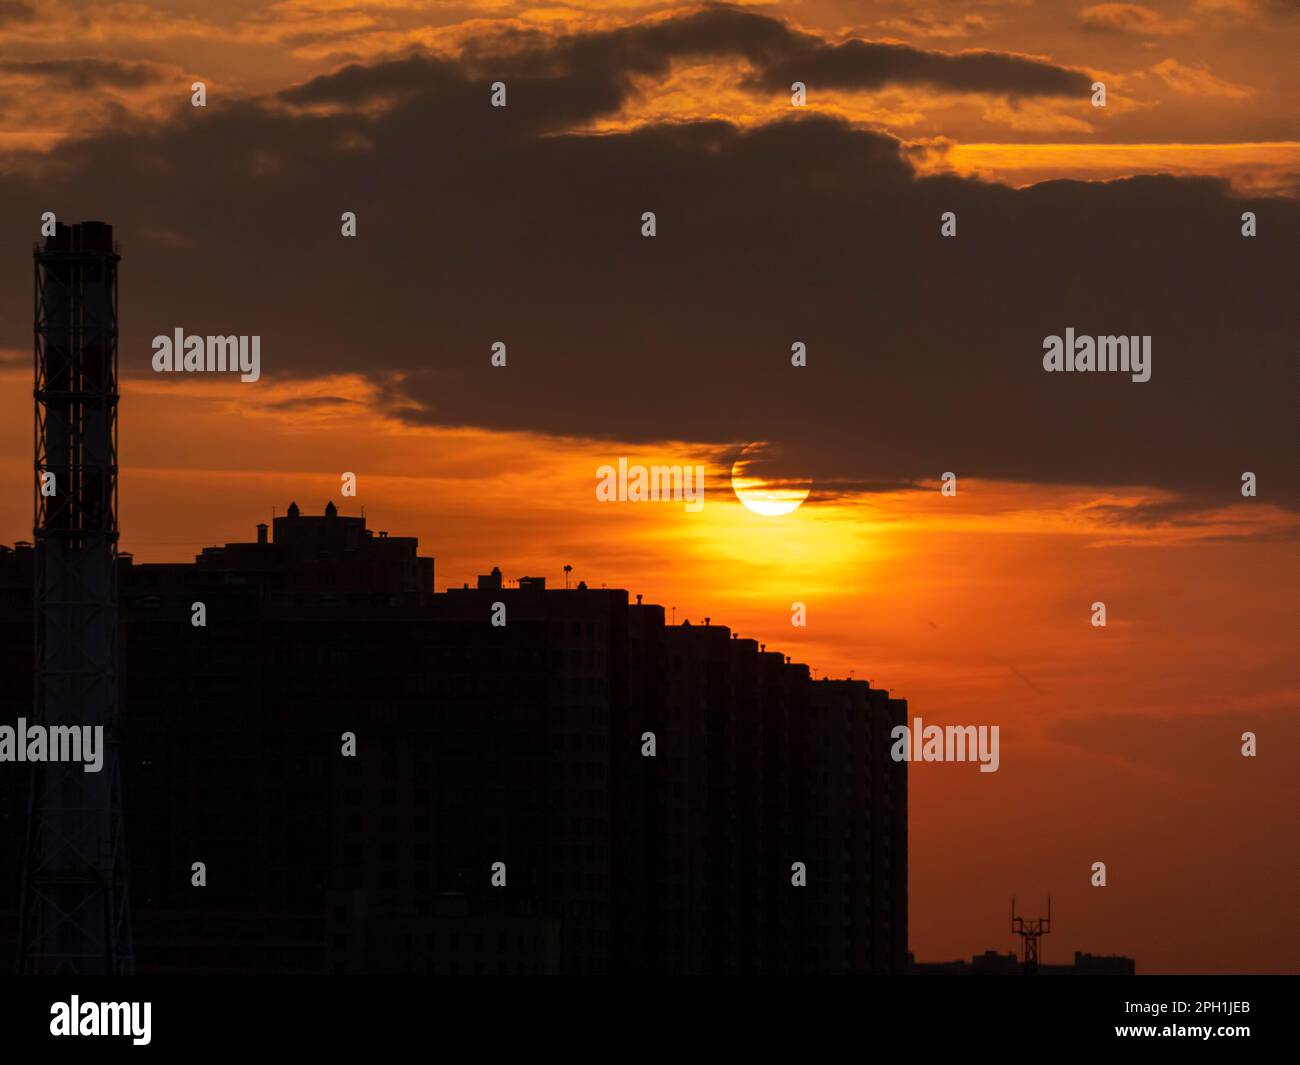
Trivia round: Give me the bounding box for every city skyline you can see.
[0,0,1296,976]
[2,496,912,974]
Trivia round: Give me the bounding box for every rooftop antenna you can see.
[1011,896,1052,976]
[671,606,676,625]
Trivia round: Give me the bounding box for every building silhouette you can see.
[0,503,908,973]
[909,950,1136,975]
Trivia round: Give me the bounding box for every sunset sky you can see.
[1,0,1297,973]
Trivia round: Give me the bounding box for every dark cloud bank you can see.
[1,5,1294,508]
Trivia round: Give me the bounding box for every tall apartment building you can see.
[0,504,908,973]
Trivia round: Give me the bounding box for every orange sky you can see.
[3,0,1298,189]
[1,362,1295,971]
[1,1,1297,972]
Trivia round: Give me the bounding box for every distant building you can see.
[0,505,909,974]
[1063,952,1136,975]
[909,949,1135,975]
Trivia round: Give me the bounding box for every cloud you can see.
[935,142,1300,197]
[1078,4,1191,36]
[1077,496,1300,542]
[875,14,991,40]
[0,0,35,29]
[1194,0,1300,18]
[751,39,1087,97]
[0,56,187,143]
[448,6,1091,101]
[263,395,362,411]
[0,58,169,91]
[0,10,1293,512]
[1150,58,1258,99]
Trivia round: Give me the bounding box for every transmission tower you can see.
[17,220,133,974]
[1011,895,1050,976]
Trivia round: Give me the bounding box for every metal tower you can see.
[1011,896,1050,976]
[18,220,133,973]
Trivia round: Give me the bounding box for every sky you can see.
[1,0,1297,972]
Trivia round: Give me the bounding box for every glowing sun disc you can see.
[730,445,812,516]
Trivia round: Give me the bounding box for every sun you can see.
[730,442,812,516]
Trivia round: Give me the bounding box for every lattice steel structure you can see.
[1011,896,1051,977]
[17,220,133,974]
